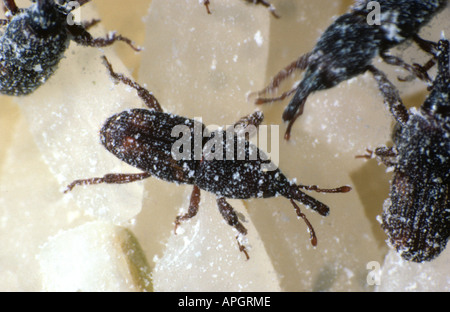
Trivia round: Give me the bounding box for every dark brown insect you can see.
[0,0,140,96]
[250,0,447,140]
[203,0,279,18]
[65,56,351,260]
[358,39,450,262]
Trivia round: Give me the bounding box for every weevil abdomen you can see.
[0,1,68,95]
[382,171,450,262]
[101,109,205,185]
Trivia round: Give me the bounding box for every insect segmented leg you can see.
[203,0,211,14]
[232,111,264,130]
[290,199,317,246]
[356,147,398,167]
[228,110,264,140]
[69,26,141,52]
[249,52,311,104]
[397,36,439,84]
[2,0,19,15]
[216,197,249,260]
[64,172,151,193]
[101,56,163,112]
[381,51,432,83]
[174,185,201,233]
[74,0,92,7]
[243,0,279,18]
[298,184,352,194]
[355,148,375,160]
[81,18,101,30]
[413,34,439,56]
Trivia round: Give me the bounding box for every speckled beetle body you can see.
[363,39,450,262]
[65,56,351,260]
[0,0,139,96]
[252,0,448,139]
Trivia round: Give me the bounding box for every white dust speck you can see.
[254,31,263,47]
[211,58,217,70]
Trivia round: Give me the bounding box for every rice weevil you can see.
[64,56,352,260]
[0,0,140,96]
[250,0,448,139]
[359,39,450,262]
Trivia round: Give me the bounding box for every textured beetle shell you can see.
[0,1,69,95]
[101,109,206,185]
[382,112,450,262]
[381,40,450,262]
[101,108,331,216]
[283,0,448,121]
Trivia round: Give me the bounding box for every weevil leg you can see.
[216,197,249,260]
[355,148,375,159]
[244,0,280,18]
[227,110,264,140]
[249,52,311,104]
[81,18,101,30]
[356,146,398,167]
[2,0,18,16]
[203,0,211,14]
[232,111,264,129]
[367,65,410,125]
[253,86,299,105]
[101,55,163,112]
[374,146,398,167]
[380,50,432,83]
[64,172,151,193]
[174,185,201,233]
[397,58,436,83]
[397,35,438,82]
[413,34,439,56]
[298,184,352,194]
[67,23,141,51]
[75,0,92,7]
[290,199,318,247]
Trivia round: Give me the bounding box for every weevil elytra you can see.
[0,0,140,96]
[359,39,450,262]
[250,0,448,140]
[203,0,279,18]
[65,56,351,260]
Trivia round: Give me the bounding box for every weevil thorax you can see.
[306,13,380,91]
[0,0,69,95]
[195,129,291,199]
[393,40,450,184]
